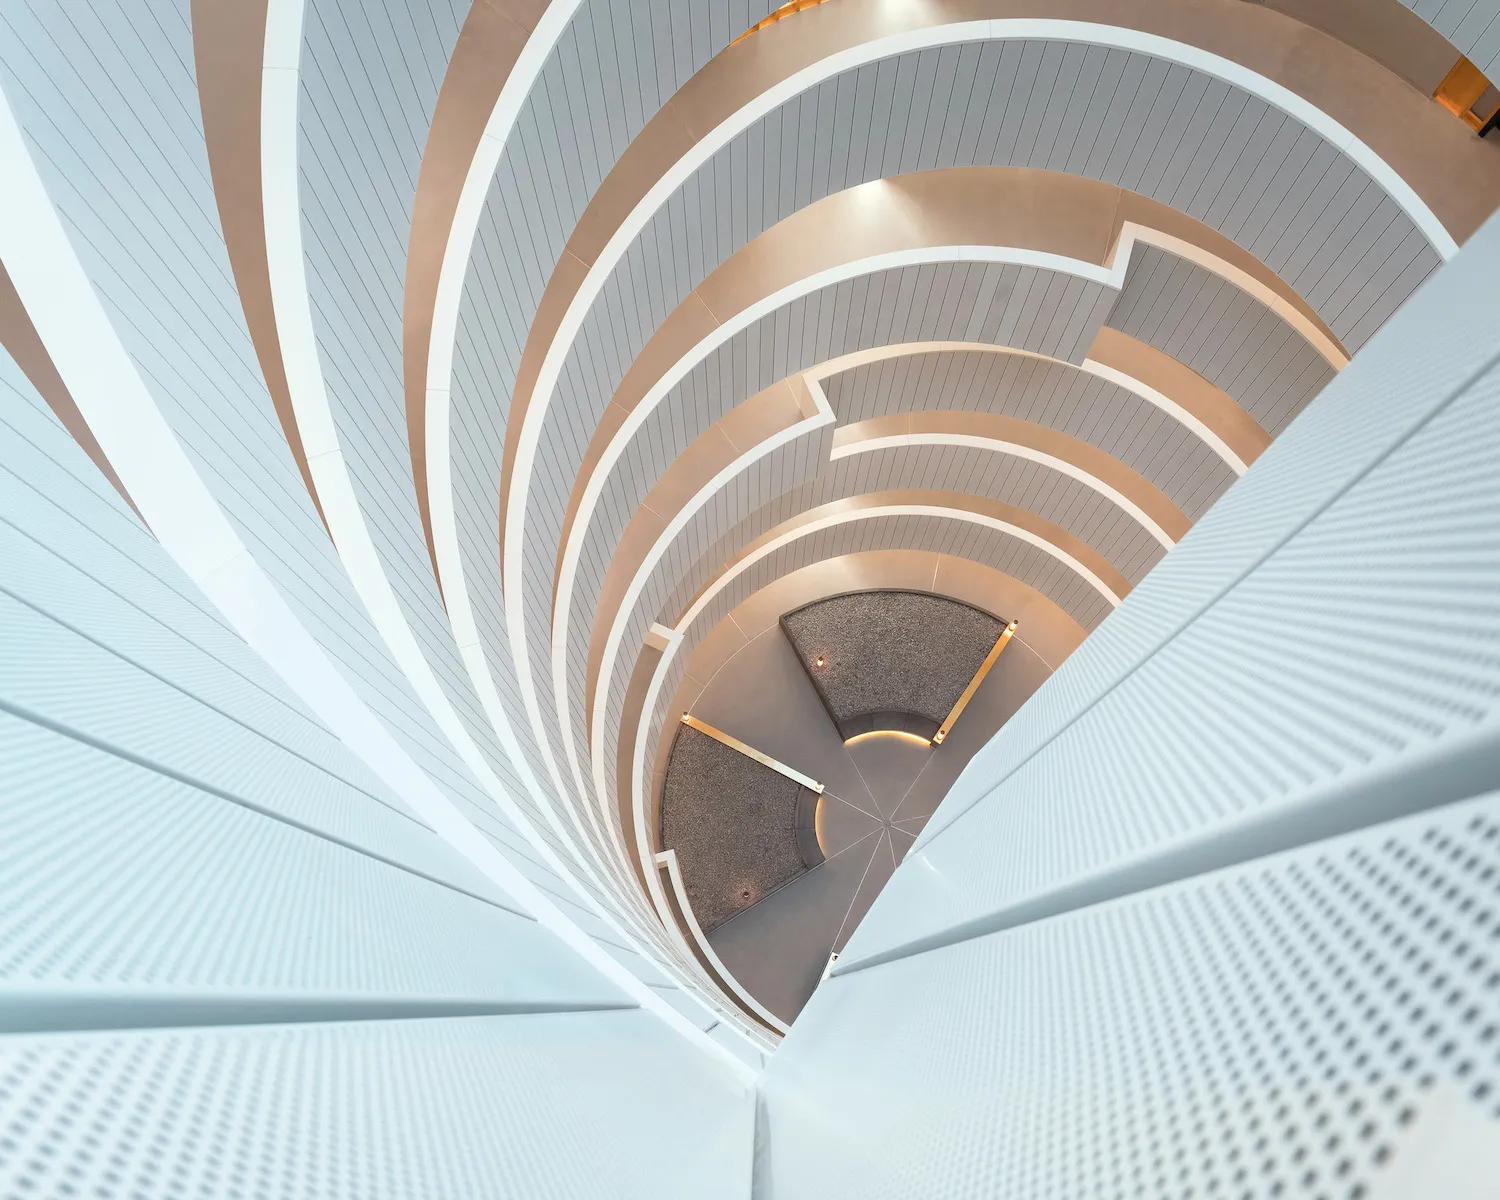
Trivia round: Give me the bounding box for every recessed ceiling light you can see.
[814,655,825,667]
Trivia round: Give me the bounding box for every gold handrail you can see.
[933,620,1018,745]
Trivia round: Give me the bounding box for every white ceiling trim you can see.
[574,381,838,877]
[422,3,590,864]
[512,244,1112,896]
[0,63,755,1080]
[262,0,637,900]
[542,246,1109,851]
[502,17,1451,735]
[677,503,1125,638]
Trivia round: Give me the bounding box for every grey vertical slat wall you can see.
[821,350,1236,522]
[1400,0,1500,75]
[1107,244,1338,436]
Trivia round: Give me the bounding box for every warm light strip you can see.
[680,715,825,795]
[843,730,936,748]
[933,621,1018,746]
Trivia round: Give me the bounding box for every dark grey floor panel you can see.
[781,591,1005,738]
[660,724,813,931]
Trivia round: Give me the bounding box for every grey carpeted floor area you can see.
[780,590,1005,734]
[659,723,815,931]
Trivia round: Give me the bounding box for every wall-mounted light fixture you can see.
[1435,55,1500,134]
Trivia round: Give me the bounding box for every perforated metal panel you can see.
[916,197,1500,854]
[853,297,1500,963]
[761,790,1500,1199]
[0,1011,752,1199]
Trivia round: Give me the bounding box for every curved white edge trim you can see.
[428,375,629,899]
[493,13,1448,947]
[264,0,638,909]
[655,849,792,1036]
[1079,358,1251,476]
[0,71,756,1082]
[636,625,685,931]
[1112,223,1349,369]
[576,379,838,863]
[831,431,1178,550]
[809,337,1253,477]
[504,11,1452,688]
[423,0,646,909]
[540,241,1106,811]
[630,631,784,1040]
[424,1,586,399]
[678,503,1123,636]
[511,243,1107,900]
[806,339,1058,381]
[269,8,755,1059]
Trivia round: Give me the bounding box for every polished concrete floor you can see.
[699,623,1051,1025]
